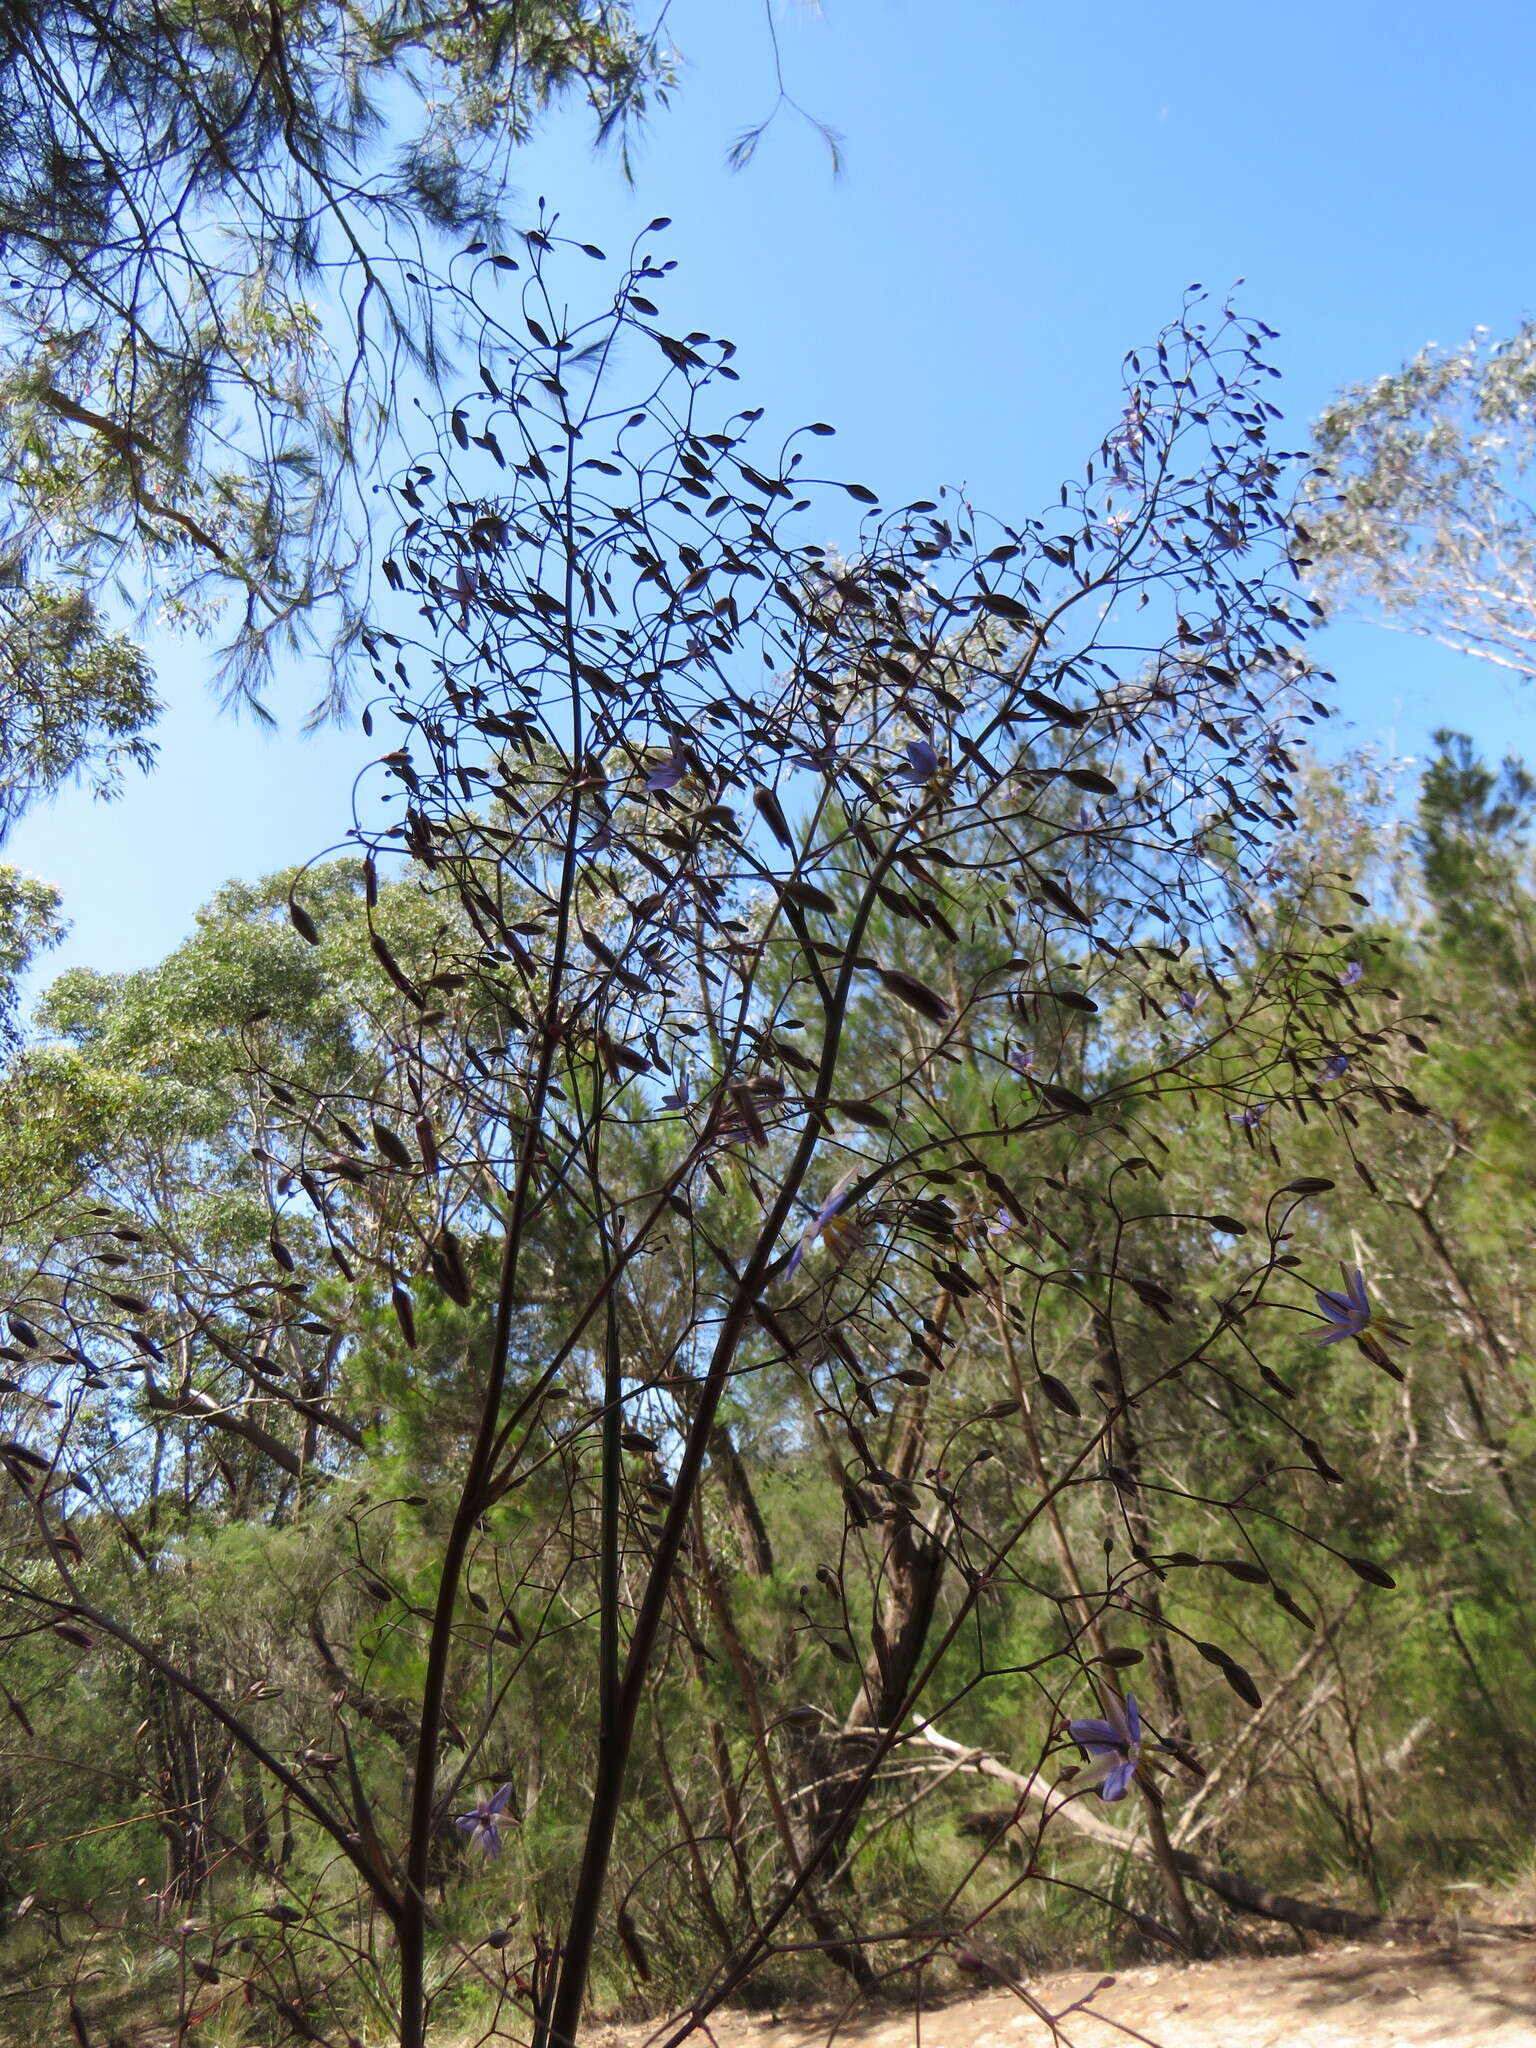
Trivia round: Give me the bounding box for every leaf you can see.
[1217,1558,1269,1584]
[979,590,1034,625]
[754,785,795,851]
[1037,1080,1094,1116]
[1344,1555,1396,1589]
[1301,1436,1345,1484]
[983,1171,1032,1228]
[288,897,320,945]
[1205,1214,1247,1234]
[391,1285,417,1349]
[617,1907,651,1983]
[1042,987,1098,1013]
[1063,768,1118,795]
[370,932,423,1007]
[371,1121,414,1170]
[772,1039,818,1077]
[830,1098,891,1129]
[603,1038,651,1078]
[1272,1587,1315,1630]
[781,879,838,917]
[877,969,953,1024]
[1219,1659,1263,1710]
[1022,687,1087,728]
[428,1231,473,1307]
[1036,1374,1081,1417]
[1097,1646,1144,1668]
[1282,1177,1335,1194]
[1033,873,1094,927]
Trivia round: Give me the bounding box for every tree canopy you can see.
[1304,324,1536,679]
[0,0,671,824]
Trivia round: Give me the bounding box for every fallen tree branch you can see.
[911,1722,1536,1943]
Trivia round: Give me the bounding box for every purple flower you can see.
[644,751,688,793]
[1177,989,1207,1016]
[902,737,941,784]
[1311,1264,1408,1370]
[456,1783,513,1859]
[1233,1102,1267,1130]
[985,1207,1013,1238]
[1117,399,1148,463]
[1340,961,1363,988]
[786,1175,861,1277]
[1067,1693,1142,1802]
[1009,1047,1037,1078]
[1313,1266,1372,1346]
[454,560,479,630]
[1320,1053,1350,1081]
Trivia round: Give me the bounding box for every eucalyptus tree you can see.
[0,233,1431,2045]
[0,587,158,841]
[0,863,65,1043]
[1304,324,1536,678]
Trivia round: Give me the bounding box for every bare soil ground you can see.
[597,1939,1536,2048]
[14,1930,1535,2044]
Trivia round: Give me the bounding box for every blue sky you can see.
[9,0,1534,988]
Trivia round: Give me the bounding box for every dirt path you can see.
[600,1940,1536,2048]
